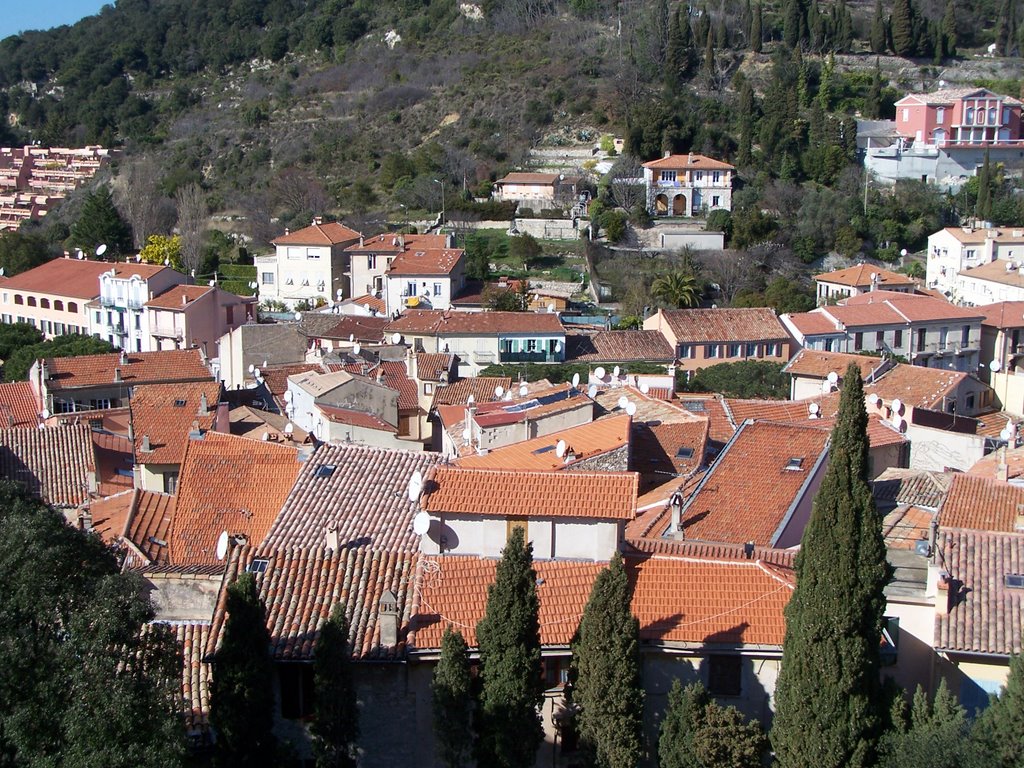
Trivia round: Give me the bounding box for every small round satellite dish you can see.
[349,333,355,342]
[40,408,50,419]
[870,272,878,282]
[587,384,598,398]
[392,332,402,345]
[77,251,84,259]
[617,395,629,410]
[495,386,504,398]
[467,394,475,404]
[571,373,580,388]
[626,401,637,416]
[867,393,880,406]
[640,382,650,394]
[900,248,908,258]
[95,243,107,257]
[595,366,606,380]
[283,390,293,403]
[248,364,255,374]
[556,440,567,458]
[891,398,904,415]
[263,360,268,368]
[408,470,424,502]
[826,371,839,385]
[613,365,620,378]
[284,422,294,434]
[893,416,906,432]
[353,343,361,355]
[519,383,528,397]
[1000,428,1012,441]
[412,511,431,535]
[337,289,344,298]
[215,530,229,561]
[990,360,1003,372]
[462,427,472,440]
[504,390,513,401]
[809,402,820,415]
[253,367,261,379]
[555,341,563,353]
[821,380,833,394]
[261,431,269,441]
[37,423,44,430]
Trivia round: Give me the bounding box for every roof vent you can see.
[785,457,805,471]
[199,392,208,416]
[141,435,151,452]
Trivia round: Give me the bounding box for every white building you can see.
[87,263,186,352]
[927,225,1024,300]
[345,232,450,303]
[256,218,362,309]
[384,247,466,316]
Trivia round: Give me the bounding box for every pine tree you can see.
[941,0,957,56]
[770,363,891,768]
[432,627,474,768]
[69,185,132,256]
[817,53,835,111]
[475,527,544,768]
[971,649,1024,767]
[716,14,729,50]
[210,573,278,768]
[697,3,711,50]
[572,553,644,768]
[741,0,753,48]
[666,6,694,87]
[311,605,359,768]
[658,680,709,768]
[891,0,916,56]
[870,0,888,53]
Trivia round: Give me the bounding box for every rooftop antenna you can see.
[555,439,567,458]
[215,530,229,561]
[407,470,424,502]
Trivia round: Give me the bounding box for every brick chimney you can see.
[379,589,399,647]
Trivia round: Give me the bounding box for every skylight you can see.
[1005,574,1024,589]
[681,400,706,413]
[532,445,556,454]
[247,559,269,574]
[785,457,805,471]
[314,464,337,479]
[675,446,694,460]
[173,399,187,407]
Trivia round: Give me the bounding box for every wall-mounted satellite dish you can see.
[208,279,215,287]
[587,384,598,398]
[495,386,504,398]
[826,371,839,385]
[555,440,567,458]
[821,380,833,394]
[462,427,472,440]
[519,383,528,397]
[412,511,431,535]
[408,470,424,502]
[95,244,107,257]
[613,365,620,378]
[990,360,1003,372]
[617,395,629,410]
[284,422,294,434]
[571,373,580,388]
[1000,428,1012,442]
[215,530,230,561]
[283,390,293,403]
[893,415,906,432]
[349,333,355,342]
[248,364,255,374]
[467,394,475,404]
[809,402,820,416]
[504,390,513,401]
[625,401,637,416]
[40,408,50,420]
[640,381,650,395]
[866,393,880,406]
[594,366,606,380]
[253,367,261,379]
[353,343,361,355]
[891,398,904,415]
[392,332,403,345]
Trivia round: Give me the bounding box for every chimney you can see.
[199,392,209,416]
[313,215,323,226]
[669,492,685,534]
[406,345,416,380]
[284,227,290,236]
[325,522,339,552]
[687,152,694,164]
[935,572,955,615]
[188,420,202,440]
[998,447,1009,482]
[141,434,151,452]
[79,507,93,532]
[378,589,399,647]
[182,293,189,306]
[114,367,122,383]
[359,235,365,247]
[663,150,671,159]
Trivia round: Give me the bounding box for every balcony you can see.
[151,326,183,340]
[499,351,559,363]
[915,340,978,355]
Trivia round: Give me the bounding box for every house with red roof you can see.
[383,244,467,315]
[642,152,734,217]
[143,284,255,355]
[814,264,916,305]
[86,260,186,351]
[644,307,791,372]
[977,301,1024,416]
[345,232,450,303]
[255,217,362,308]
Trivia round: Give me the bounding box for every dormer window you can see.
[247,559,269,574]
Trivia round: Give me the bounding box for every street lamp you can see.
[433,178,445,226]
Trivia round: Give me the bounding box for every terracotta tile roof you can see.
[213,544,417,660]
[456,414,631,471]
[229,405,309,444]
[431,377,512,408]
[783,310,843,337]
[864,365,970,411]
[495,172,562,185]
[45,349,213,391]
[317,405,397,432]
[977,301,1024,328]
[724,395,840,427]
[0,258,168,300]
[271,220,362,246]
[953,259,1024,290]
[261,363,320,398]
[144,285,213,310]
[89,489,135,546]
[319,315,389,342]
[629,555,792,646]
[817,303,907,328]
[882,505,935,550]
[0,424,95,506]
[409,556,605,649]
[935,529,1024,656]
[783,349,885,379]
[656,307,787,343]
[124,491,177,565]
[630,420,709,492]
[625,535,796,567]
[421,466,638,520]
[565,330,675,363]
[674,421,830,546]
[387,248,464,276]
[169,433,302,565]
[351,294,386,314]
[814,265,915,288]
[675,395,734,443]
[593,386,697,426]
[642,153,735,171]
[841,291,984,323]
[346,233,448,253]
[379,360,420,410]
[939,473,1024,533]
[973,411,1020,439]
[874,467,955,509]
[385,309,565,336]
[0,381,39,427]
[92,429,133,496]
[175,622,213,737]
[416,353,454,382]
[968,444,1024,481]
[132,382,222,465]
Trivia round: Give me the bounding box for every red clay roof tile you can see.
[939,473,1024,532]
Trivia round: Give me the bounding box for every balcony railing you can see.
[500,351,559,363]
[150,326,183,340]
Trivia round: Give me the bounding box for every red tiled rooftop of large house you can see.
[378,360,420,410]
[656,307,787,343]
[0,381,39,427]
[973,410,1021,439]
[385,309,565,335]
[783,310,842,336]
[593,386,696,426]
[144,284,214,310]
[421,466,638,520]
[969,443,1024,482]
[168,432,302,566]
[864,364,968,410]
[319,315,388,342]
[723,395,841,427]
[673,395,734,443]
[841,290,984,323]
[935,529,1024,656]
[631,419,709,482]
[387,248,464,276]
[431,376,513,408]
[814,264,915,288]
[675,421,830,546]
[271,220,362,246]
[456,413,632,471]
[131,381,222,466]
[89,489,135,546]
[0,423,95,506]
[938,473,1024,533]
[629,555,792,646]
[978,301,1024,328]
[416,352,454,382]
[124,490,177,565]
[784,349,886,380]
[346,232,448,253]
[409,556,605,649]
[0,258,169,299]
[263,443,444,552]
[45,349,212,390]
[642,153,735,171]
[566,330,676,362]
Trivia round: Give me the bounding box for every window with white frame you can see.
[261,272,274,285]
[306,248,320,259]
[728,343,741,357]
[706,344,720,358]
[712,171,720,183]
[433,283,442,296]
[936,107,945,123]
[368,254,377,269]
[745,342,758,357]
[662,171,677,182]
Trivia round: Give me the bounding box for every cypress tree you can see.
[870,0,888,53]
[741,0,753,48]
[879,681,971,768]
[697,3,711,50]
[770,363,891,768]
[976,151,992,221]
[835,0,852,51]
[817,53,835,111]
[864,59,882,119]
[432,627,474,768]
[716,14,729,50]
[891,0,915,56]
[658,680,709,768]
[783,0,802,48]
[311,605,359,768]
[737,80,755,165]
[971,649,1024,767]
[942,0,957,57]
[572,553,644,768]
[751,2,763,53]
[475,527,543,768]
[704,26,716,76]
[210,573,278,768]
[666,6,694,86]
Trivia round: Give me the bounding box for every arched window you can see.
[67,302,78,313]
[53,300,63,311]
[26,297,36,307]
[13,294,23,305]
[40,298,49,309]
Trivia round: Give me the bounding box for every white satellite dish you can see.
[555,341,563,353]
[504,390,513,401]
[640,382,650,395]
[893,416,906,432]
[392,332,402,345]
[613,365,620,378]
[248,364,255,374]
[519,383,528,397]
[594,366,606,380]
[617,395,629,410]
[40,408,50,419]
[809,402,820,415]
[467,394,475,404]
[826,371,839,385]
[353,343,361,355]
[571,373,580,388]
[412,511,431,535]
[867,393,880,407]
[283,390,293,403]
[253,367,261,379]
[284,422,294,434]
[95,243,107,256]
[462,427,472,440]
[215,530,229,561]
[555,440,567,458]
[821,380,833,394]
[626,401,637,416]
[891,398,904,415]
[208,279,215,287]
[337,289,344,299]
[135,254,141,263]
[990,360,1003,372]
[295,312,303,321]
[870,272,878,282]
[587,384,598,398]
[1000,428,1012,441]
[349,333,355,342]
[263,360,268,368]
[495,386,504,398]
[261,432,270,441]
[408,470,424,502]
[37,423,44,430]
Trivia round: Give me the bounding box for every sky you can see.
[0,1,109,40]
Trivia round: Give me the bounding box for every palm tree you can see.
[651,271,700,308]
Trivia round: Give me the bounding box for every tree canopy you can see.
[311,604,359,768]
[4,334,115,382]
[432,626,474,768]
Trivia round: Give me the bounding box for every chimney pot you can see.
[114,367,122,383]
[378,589,399,647]
[325,522,339,551]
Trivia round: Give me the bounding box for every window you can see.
[712,196,720,207]
[966,107,975,123]
[854,332,863,351]
[13,294,22,305]
[405,282,417,297]
[306,248,320,259]
[1004,107,1011,125]
[164,473,179,495]
[26,297,35,307]
[433,282,442,296]
[694,171,704,181]
[962,325,971,345]
[917,328,927,352]
[54,300,63,311]
[55,322,64,335]
[706,344,720,358]
[226,305,234,325]
[89,398,112,410]
[661,170,677,182]
[134,314,141,330]
[785,457,805,471]
[423,382,434,395]
[261,272,274,285]
[677,344,695,359]
[314,464,337,479]
[966,249,976,259]
[764,343,779,357]
[728,343,741,358]
[39,298,49,309]
[279,665,315,720]
[65,302,76,314]
[876,330,884,346]
[894,329,903,348]
[902,108,909,122]
[745,343,758,357]
[247,559,270,574]
[936,107,945,123]
[526,339,538,352]
[94,310,101,324]
[989,108,997,124]
[939,326,948,349]
[880,616,900,666]
[708,655,742,696]
[966,393,975,410]
[712,171,720,183]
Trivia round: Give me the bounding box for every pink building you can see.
[894,87,1023,148]
[145,284,255,355]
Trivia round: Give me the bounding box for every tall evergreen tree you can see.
[69,185,132,256]
[879,681,971,768]
[311,605,359,768]
[475,527,543,768]
[737,80,755,165]
[835,0,852,51]
[976,151,992,221]
[432,627,474,768]
[864,59,883,119]
[703,26,716,76]
[751,2,763,52]
[658,680,709,768]
[666,6,694,86]
[890,0,916,56]
[941,0,957,56]
[970,648,1024,767]
[572,553,644,768]
[783,0,803,48]
[870,0,888,53]
[210,573,278,768]
[697,3,711,50]
[770,363,891,768]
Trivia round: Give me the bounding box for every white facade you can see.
[88,268,185,352]
[927,226,1024,299]
[256,243,343,309]
[385,270,461,316]
[419,513,620,560]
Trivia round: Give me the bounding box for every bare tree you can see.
[607,155,647,212]
[698,249,755,306]
[175,183,207,276]
[114,158,176,249]
[271,168,331,218]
